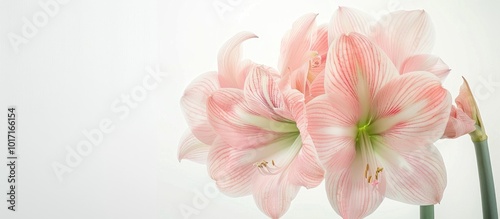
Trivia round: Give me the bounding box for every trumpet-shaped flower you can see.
[207,66,323,218]
[307,33,451,218]
[178,32,257,163]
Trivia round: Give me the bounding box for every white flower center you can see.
[251,123,301,175]
[357,122,384,185]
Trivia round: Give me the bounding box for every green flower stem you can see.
[420,205,434,219]
[474,139,498,219]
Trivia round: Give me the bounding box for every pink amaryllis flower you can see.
[307,33,451,218]
[207,66,323,218]
[178,32,257,163]
[327,7,472,140]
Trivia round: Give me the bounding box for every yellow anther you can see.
[364,164,369,178]
[255,160,268,168]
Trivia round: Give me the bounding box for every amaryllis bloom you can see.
[277,13,329,101]
[178,32,258,163]
[307,33,451,218]
[444,77,485,141]
[207,66,323,218]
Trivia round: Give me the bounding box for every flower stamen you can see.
[364,164,384,184]
[309,51,321,68]
[255,160,269,168]
[364,164,369,178]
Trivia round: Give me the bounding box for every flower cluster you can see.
[178,7,476,219]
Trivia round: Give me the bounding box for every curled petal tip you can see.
[240,31,258,39]
[457,77,487,141]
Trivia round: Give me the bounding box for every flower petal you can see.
[207,89,294,150]
[379,145,447,205]
[180,71,219,145]
[400,54,451,81]
[442,106,476,139]
[456,77,486,140]
[244,65,287,120]
[279,62,310,95]
[371,71,451,151]
[376,10,435,69]
[329,7,376,44]
[306,94,358,170]
[283,89,324,188]
[287,135,324,188]
[308,24,329,81]
[325,157,386,219]
[253,173,300,219]
[278,13,318,74]
[207,138,256,196]
[308,70,325,101]
[325,33,399,121]
[218,32,258,88]
[456,77,480,123]
[178,130,210,164]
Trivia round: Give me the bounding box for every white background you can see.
[1,0,499,218]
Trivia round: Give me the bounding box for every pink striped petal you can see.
[370,71,451,151]
[280,63,310,95]
[308,24,329,81]
[311,24,329,59]
[325,158,386,219]
[218,32,258,88]
[253,173,301,219]
[308,70,325,101]
[288,135,324,188]
[283,89,324,188]
[325,33,399,120]
[207,138,256,197]
[178,130,210,164]
[244,65,287,120]
[380,145,447,205]
[329,7,375,44]
[456,77,480,123]
[400,54,451,81]
[278,13,318,74]
[442,106,476,139]
[180,71,219,145]
[207,89,287,150]
[306,94,358,170]
[376,10,435,69]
